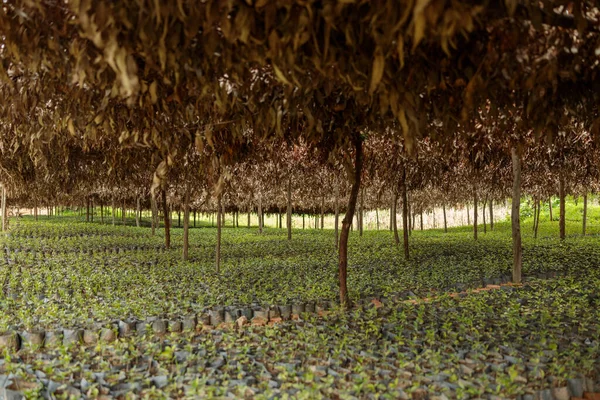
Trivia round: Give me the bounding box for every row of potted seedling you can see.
[0,301,335,353]
[0,272,578,355]
[3,245,166,256]
[6,230,148,239]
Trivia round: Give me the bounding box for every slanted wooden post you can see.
[162,190,170,248]
[216,194,222,272]
[1,185,6,231]
[559,171,566,240]
[401,168,409,259]
[338,134,362,308]
[582,193,588,235]
[136,197,141,227]
[183,186,190,261]
[287,177,292,240]
[511,147,522,283]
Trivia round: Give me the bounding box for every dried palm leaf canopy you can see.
[0,1,599,303]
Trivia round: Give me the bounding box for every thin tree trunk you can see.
[178,209,181,228]
[321,195,325,229]
[401,168,409,259]
[583,193,587,235]
[112,196,116,226]
[338,135,362,308]
[91,199,94,222]
[216,194,222,273]
[389,197,393,232]
[559,171,566,240]
[359,187,364,235]
[393,191,399,246]
[443,203,447,233]
[162,190,170,249]
[193,210,196,228]
[1,185,6,231]
[334,182,340,249]
[413,211,417,231]
[511,146,522,284]
[534,198,541,238]
[473,186,478,240]
[287,177,292,240]
[122,201,126,225]
[136,197,141,227]
[482,197,487,234]
[532,198,538,232]
[34,201,38,221]
[247,208,251,228]
[236,211,239,228]
[489,200,494,231]
[86,197,90,222]
[376,208,379,230]
[100,201,104,224]
[419,212,423,231]
[302,214,305,229]
[548,198,553,221]
[151,193,157,235]
[467,204,471,225]
[183,187,190,261]
[408,201,413,235]
[279,209,282,229]
[258,193,263,234]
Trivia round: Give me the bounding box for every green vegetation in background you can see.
[1,196,599,331]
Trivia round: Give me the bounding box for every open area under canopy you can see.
[1,0,600,398]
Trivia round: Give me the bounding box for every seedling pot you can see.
[209,309,225,326]
[292,303,305,315]
[118,320,136,337]
[279,305,292,320]
[63,329,83,346]
[21,330,45,349]
[45,330,63,348]
[100,327,117,342]
[304,302,316,313]
[0,331,21,352]
[83,329,99,344]
[152,320,167,335]
[182,315,196,331]
[169,320,182,333]
[268,306,281,319]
